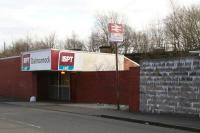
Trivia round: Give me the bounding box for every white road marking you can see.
[14,120,41,129]
[0,117,41,129]
[1,112,16,115]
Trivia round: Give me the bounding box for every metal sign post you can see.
[115,42,120,110]
[108,23,124,111]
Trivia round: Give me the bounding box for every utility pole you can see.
[3,41,6,52]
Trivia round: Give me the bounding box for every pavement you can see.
[1,102,200,133]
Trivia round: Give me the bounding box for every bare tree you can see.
[146,22,167,51]
[135,32,149,53]
[44,33,56,48]
[164,5,200,51]
[1,39,29,57]
[118,25,137,54]
[0,33,58,57]
[30,33,57,50]
[88,11,130,53]
[88,32,101,52]
[64,33,86,50]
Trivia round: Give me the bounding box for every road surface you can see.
[0,103,194,133]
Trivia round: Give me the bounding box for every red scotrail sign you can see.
[108,23,124,33]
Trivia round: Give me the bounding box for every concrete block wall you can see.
[140,57,200,115]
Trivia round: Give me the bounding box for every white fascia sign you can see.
[21,49,51,71]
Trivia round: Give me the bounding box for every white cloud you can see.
[0,0,199,48]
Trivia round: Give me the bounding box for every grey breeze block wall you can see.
[140,56,200,115]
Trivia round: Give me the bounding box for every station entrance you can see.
[37,71,70,102]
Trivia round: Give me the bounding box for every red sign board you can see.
[58,51,75,70]
[108,23,124,42]
[59,52,74,66]
[108,23,124,33]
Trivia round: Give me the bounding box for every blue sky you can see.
[0,0,200,49]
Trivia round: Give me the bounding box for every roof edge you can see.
[124,56,140,67]
[0,56,20,60]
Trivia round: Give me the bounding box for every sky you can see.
[0,0,200,49]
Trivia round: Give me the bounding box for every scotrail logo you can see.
[22,54,30,71]
[58,52,75,71]
[108,23,124,33]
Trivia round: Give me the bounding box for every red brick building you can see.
[0,49,140,112]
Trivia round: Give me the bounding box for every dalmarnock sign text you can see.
[30,57,50,64]
[21,49,51,71]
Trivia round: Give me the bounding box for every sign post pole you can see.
[115,42,120,110]
[108,23,124,111]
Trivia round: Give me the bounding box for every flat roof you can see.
[189,46,200,54]
[21,48,123,56]
[0,56,20,60]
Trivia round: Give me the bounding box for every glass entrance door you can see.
[60,72,70,101]
[48,72,70,101]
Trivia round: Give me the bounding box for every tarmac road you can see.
[0,103,194,133]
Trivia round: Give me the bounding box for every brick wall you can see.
[124,57,139,70]
[0,57,36,100]
[70,67,140,112]
[0,55,140,112]
[140,57,200,115]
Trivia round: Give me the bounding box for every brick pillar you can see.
[129,67,140,112]
[32,72,38,98]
